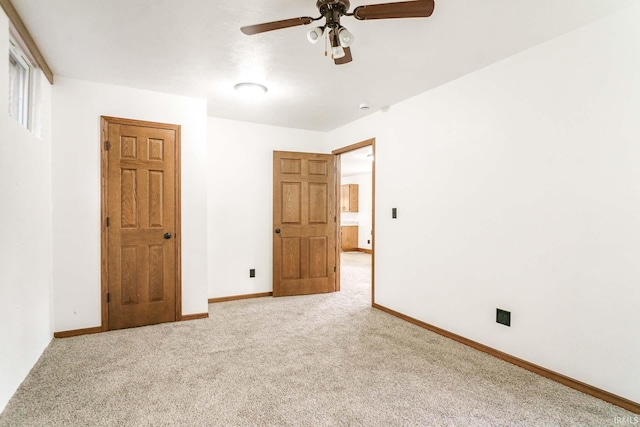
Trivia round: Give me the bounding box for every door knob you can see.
[164,233,172,239]
[275,228,281,234]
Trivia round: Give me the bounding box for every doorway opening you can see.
[333,139,375,305]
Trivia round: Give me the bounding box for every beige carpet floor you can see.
[0,252,634,426]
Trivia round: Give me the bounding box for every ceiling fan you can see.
[241,0,435,65]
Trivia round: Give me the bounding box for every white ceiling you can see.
[11,0,634,132]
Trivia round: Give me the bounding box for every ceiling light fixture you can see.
[332,45,346,59]
[330,32,346,59]
[306,21,353,62]
[241,0,436,66]
[337,27,354,47]
[234,82,268,98]
[307,26,325,44]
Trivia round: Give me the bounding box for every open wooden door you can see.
[273,151,336,296]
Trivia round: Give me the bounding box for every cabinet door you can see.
[340,184,359,212]
[341,226,359,251]
[348,184,358,212]
[340,185,350,212]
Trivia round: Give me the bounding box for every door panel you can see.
[273,151,336,296]
[103,117,180,330]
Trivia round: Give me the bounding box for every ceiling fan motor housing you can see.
[317,0,351,27]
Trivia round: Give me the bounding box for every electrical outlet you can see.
[249,269,255,278]
[496,309,511,327]
[367,239,370,244]
[392,208,397,219]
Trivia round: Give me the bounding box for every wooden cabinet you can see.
[340,184,359,212]
[341,226,359,251]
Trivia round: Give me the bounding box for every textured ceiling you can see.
[11,0,634,131]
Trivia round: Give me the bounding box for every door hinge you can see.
[106,217,110,227]
[106,292,110,303]
[105,141,111,151]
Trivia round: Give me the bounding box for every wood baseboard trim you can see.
[342,247,359,252]
[208,292,273,304]
[181,312,209,321]
[372,303,640,414]
[54,326,103,339]
[357,248,373,254]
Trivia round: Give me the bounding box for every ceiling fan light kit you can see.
[241,0,435,65]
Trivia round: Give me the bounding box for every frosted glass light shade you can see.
[234,82,268,98]
[338,27,354,47]
[332,45,345,59]
[307,27,325,44]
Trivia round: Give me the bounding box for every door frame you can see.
[100,116,183,331]
[332,138,375,305]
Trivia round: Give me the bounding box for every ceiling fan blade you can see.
[334,47,353,65]
[241,17,314,35]
[353,0,434,20]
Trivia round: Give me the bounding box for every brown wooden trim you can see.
[371,141,375,306]
[174,125,182,321]
[208,292,273,304]
[100,116,182,331]
[357,248,373,254]
[332,138,375,155]
[100,116,181,131]
[342,247,359,252]
[335,155,341,292]
[373,303,640,414]
[180,312,208,321]
[100,117,109,332]
[54,326,103,339]
[0,0,54,84]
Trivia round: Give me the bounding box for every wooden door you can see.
[101,116,181,330]
[273,151,336,296]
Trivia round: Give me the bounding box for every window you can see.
[8,38,32,128]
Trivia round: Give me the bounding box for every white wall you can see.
[0,13,53,411]
[207,118,328,299]
[341,173,373,250]
[52,77,208,332]
[328,5,640,404]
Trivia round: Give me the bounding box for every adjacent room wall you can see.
[0,13,53,412]
[52,77,208,332]
[207,117,328,299]
[328,4,640,404]
[341,173,373,251]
